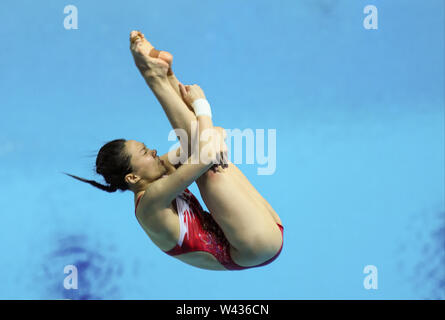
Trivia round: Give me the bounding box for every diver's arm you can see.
[142,108,218,208]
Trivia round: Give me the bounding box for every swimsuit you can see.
[135,188,284,270]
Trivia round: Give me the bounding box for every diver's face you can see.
[125,140,167,184]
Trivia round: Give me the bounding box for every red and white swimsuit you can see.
[135,188,284,270]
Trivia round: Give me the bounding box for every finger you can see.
[221,128,227,140]
[179,83,187,98]
[215,151,221,165]
[221,151,228,168]
[219,152,225,166]
[221,146,229,167]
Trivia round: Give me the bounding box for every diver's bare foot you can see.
[133,32,179,93]
[148,47,173,72]
[130,31,170,80]
[144,40,174,78]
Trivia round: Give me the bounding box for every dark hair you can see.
[65,139,133,193]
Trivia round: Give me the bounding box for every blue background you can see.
[0,0,443,299]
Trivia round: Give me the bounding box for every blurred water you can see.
[0,0,443,299]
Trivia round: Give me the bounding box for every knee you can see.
[197,164,228,182]
[239,231,283,260]
[196,167,221,186]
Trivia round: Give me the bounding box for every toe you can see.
[130,32,154,57]
[159,51,173,66]
[130,30,142,44]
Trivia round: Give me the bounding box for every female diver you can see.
[66,31,283,271]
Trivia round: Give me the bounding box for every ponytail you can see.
[66,139,132,193]
[63,172,118,193]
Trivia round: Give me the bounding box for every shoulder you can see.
[135,186,178,227]
[135,182,167,217]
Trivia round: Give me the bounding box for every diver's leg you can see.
[228,164,282,225]
[148,46,183,99]
[130,31,197,153]
[130,31,226,165]
[146,48,281,227]
[195,163,283,267]
[130,31,283,267]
